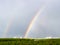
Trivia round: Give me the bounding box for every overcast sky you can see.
[0,0,60,38]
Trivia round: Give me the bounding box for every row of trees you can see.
[0,39,59,45]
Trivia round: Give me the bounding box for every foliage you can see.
[0,38,60,45]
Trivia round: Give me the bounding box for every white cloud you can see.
[13,36,23,38]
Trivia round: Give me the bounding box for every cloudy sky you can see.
[0,0,60,38]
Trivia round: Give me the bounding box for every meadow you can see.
[0,38,60,45]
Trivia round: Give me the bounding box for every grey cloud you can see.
[0,0,60,38]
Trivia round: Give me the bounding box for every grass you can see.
[0,38,60,45]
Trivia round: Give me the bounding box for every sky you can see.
[0,0,60,38]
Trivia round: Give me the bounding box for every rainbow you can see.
[24,5,46,38]
[3,17,15,38]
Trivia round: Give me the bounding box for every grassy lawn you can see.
[0,38,60,45]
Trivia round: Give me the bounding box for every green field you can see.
[0,38,60,45]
